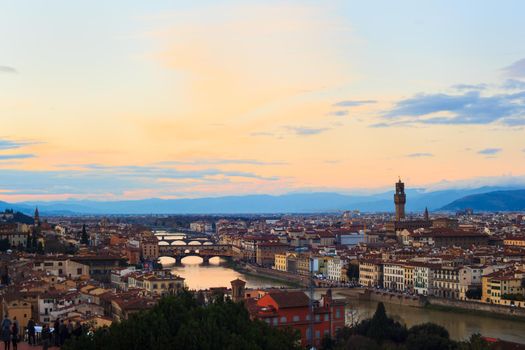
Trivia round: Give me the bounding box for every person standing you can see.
[53,318,60,347]
[1,315,11,350]
[41,324,51,350]
[10,321,18,350]
[27,318,35,346]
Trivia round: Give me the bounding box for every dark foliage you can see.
[62,291,300,350]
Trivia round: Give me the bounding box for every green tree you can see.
[62,290,301,350]
[81,224,89,245]
[346,263,359,281]
[406,323,455,350]
[0,239,10,252]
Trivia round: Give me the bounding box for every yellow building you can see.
[482,268,525,307]
[274,253,288,272]
[1,296,32,337]
[359,259,383,287]
[504,236,525,247]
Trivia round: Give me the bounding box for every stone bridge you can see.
[156,234,215,246]
[158,244,233,264]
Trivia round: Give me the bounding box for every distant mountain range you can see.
[0,185,524,215]
[439,189,525,212]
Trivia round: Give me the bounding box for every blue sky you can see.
[1,0,525,201]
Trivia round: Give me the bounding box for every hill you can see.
[440,189,525,212]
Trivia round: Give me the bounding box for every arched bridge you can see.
[158,244,233,264]
[156,234,216,246]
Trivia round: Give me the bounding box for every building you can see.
[33,256,90,279]
[504,236,525,247]
[231,278,246,303]
[359,259,383,287]
[410,229,489,248]
[327,256,346,282]
[432,266,460,299]
[256,242,289,267]
[142,237,160,260]
[413,263,436,296]
[247,290,345,347]
[394,179,406,221]
[482,268,525,307]
[383,262,405,291]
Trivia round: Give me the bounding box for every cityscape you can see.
[2,1,525,350]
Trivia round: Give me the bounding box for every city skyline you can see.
[2,0,525,202]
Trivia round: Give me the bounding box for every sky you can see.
[1,0,525,202]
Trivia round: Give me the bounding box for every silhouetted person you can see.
[73,321,82,338]
[53,319,60,346]
[10,321,17,350]
[27,318,35,346]
[59,320,68,346]
[41,324,51,350]
[1,315,11,350]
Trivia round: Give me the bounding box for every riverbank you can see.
[339,288,525,323]
[226,260,303,288]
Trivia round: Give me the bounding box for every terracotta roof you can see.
[267,291,310,308]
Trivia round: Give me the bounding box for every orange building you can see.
[246,290,345,347]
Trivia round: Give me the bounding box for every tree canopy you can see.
[63,291,300,350]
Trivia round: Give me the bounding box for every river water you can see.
[159,256,525,344]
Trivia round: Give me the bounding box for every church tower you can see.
[34,207,40,227]
[424,207,429,221]
[394,178,406,221]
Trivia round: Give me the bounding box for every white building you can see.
[383,262,405,291]
[327,256,346,282]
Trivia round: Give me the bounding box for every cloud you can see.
[451,83,487,91]
[333,100,376,107]
[286,126,330,136]
[0,66,17,74]
[503,58,525,78]
[0,154,35,160]
[477,148,502,155]
[328,110,349,117]
[0,139,33,150]
[157,158,287,166]
[406,153,434,158]
[381,90,525,126]
[0,163,284,200]
[502,79,525,90]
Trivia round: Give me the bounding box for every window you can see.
[324,314,329,321]
[273,318,278,326]
[336,309,341,319]
[315,330,320,339]
[280,316,287,323]
[77,268,82,275]
[292,315,299,322]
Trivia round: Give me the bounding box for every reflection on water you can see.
[342,297,525,344]
[159,256,288,290]
[157,256,525,344]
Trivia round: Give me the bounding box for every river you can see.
[159,256,525,344]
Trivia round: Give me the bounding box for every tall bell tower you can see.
[394,178,406,221]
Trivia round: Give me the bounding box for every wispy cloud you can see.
[0,66,17,74]
[286,126,330,136]
[451,83,487,91]
[478,148,502,155]
[0,154,35,160]
[380,90,525,126]
[157,158,287,166]
[327,110,349,117]
[502,79,525,90]
[333,100,376,107]
[503,58,525,78]
[406,153,434,158]
[0,139,33,150]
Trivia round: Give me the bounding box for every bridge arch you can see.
[170,240,187,246]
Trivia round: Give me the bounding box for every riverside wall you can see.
[426,297,525,318]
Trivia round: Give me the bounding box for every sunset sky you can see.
[1,0,525,202]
